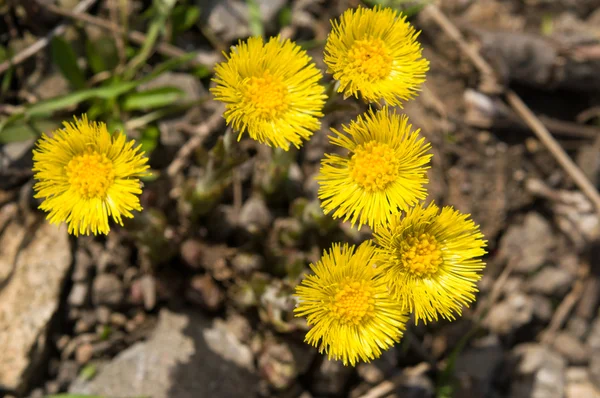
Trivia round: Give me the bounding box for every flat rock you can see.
[455,335,504,397]
[69,309,258,397]
[498,212,554,273]
[566,367,600,398]
[0,219,71,393]
[552,332,589,366]
[527,266,575,297]
[483,293,534,336]
[509,343,566,398]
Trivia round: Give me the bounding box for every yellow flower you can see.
[317,106,431,229]
[294,241,408,366]
[324,6,429,106]
[373,203,487,324]
[32,115,149,236]
[211,36,326,150]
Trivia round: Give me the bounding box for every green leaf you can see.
[122,87,184,111]
[140,124,160,154]
[278,6,292,27]
[172,5,201,35]
[51,36,86,90]
[25,81,139,118]
[246,0,263,37]
[0,119,59,144]
[85,36,119,74]
[79,364,98,381]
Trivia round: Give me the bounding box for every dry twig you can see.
[166,105,226,178]
[422,4,600,215]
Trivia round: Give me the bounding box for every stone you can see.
[92,274,124,308]
[75,344,94,365]
[498,212,554,273]
[258,340,296,390]
[509,343,566,398]
[588,317,600,350]
[185,274,224,312]
[527,266,575,297]
[566,367,600,398]
[566,316,589,340]
[68,283,90,308]
[312,359,354,396]
[483,293,534,336]
[238,195,273,234]
[71,248,93,282]
[0,220,71,394]
[455,335,504,397]
[590,353,600,391]
[553,332,589,365]
[200,0,286,42]
[69,309,258,397]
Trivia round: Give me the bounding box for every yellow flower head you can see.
[324,6,429,106]
[211,36,326,150]
[294,241,408,366]
[374,203,487,324]
[317,106,431,229]
[33,115,150,236]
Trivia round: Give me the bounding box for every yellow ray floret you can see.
[374,202,487,324]
[317,106,431,229]
[294,241,408,366]
[324,6,429,106]
[211,36,326,150]
[32,115,150,236]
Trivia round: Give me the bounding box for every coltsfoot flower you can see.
[32,115,149,236]
[211,36,326,150]
[294,241,408,366]
[374,203,487,323]
[317,106,431,229]
[324,6,429,106]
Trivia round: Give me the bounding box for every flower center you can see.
[349,141,400,192]
[242,71,289,120]
[66,151,115,199]
[346,38,393,82]
[398,233,443,277]
[330,278,374,325]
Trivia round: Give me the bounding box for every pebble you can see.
[92,274,124,308]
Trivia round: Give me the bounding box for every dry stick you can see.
[422,4,600,215]
[37,2,219,68]
[0,0,98,76]
[541,270,587,344]
[507,91,600,213]
[166,105,226,178]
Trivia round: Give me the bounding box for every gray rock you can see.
[509,343,566,398]
[527,266,575,297]
[566,316,589,340]
[498,212,554,273]
[587,317,600,351]
[484,293,534,336]
[68,283,90,308]
[200,0,286,42]
[238,195,273,234]
[553,332,589,365]
[312,359,354,396]
[72,248,93,282]
[0,220,71,393]
[590,353,600,391]
[70,309,258,397]
[92,274,124,308]
[455,335,504,397]
[566,367,600,398]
